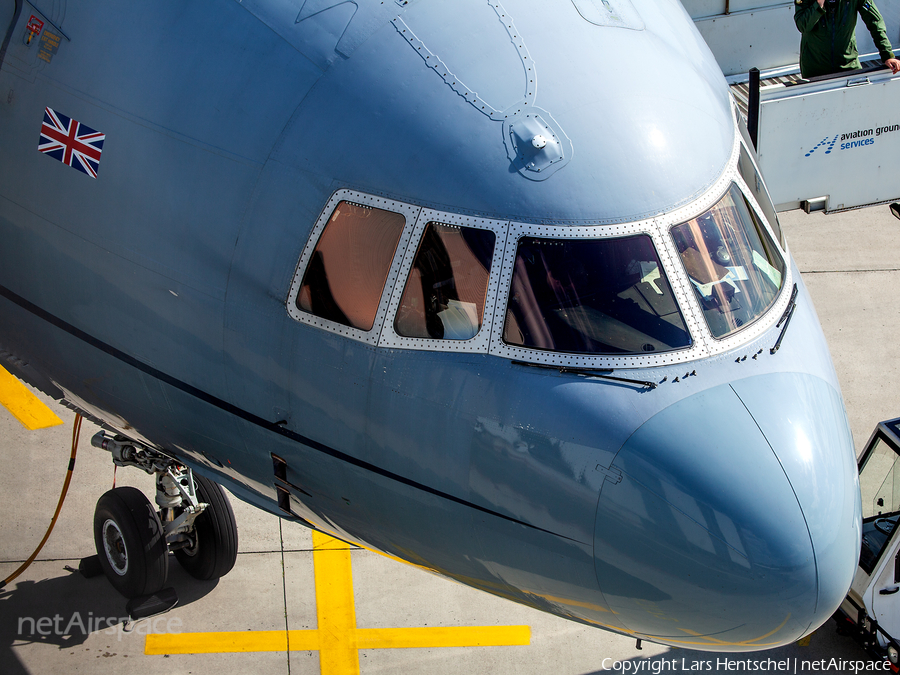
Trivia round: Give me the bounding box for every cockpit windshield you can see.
[671,183,785,339]
[502,234,692,355]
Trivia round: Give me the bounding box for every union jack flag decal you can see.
[38,107,105,178]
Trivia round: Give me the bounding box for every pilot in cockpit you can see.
[673,213,742,312]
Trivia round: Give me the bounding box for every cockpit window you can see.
[296,201,406,331]
[502,235,691,354]
[395,223,496,340]
[671,183,785,339]
[738,142,785,249]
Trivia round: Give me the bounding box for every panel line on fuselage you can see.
[0,281,584,544]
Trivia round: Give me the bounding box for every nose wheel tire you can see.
[173,474,238,580]
[93,487,168,599]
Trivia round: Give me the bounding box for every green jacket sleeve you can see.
[794,0,825,33]
[858,0,895,62]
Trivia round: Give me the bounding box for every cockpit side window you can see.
[738,143,785,250]
[296,201,406,331]
[736,115,785,249]
[671,183,785,339]
[502,234,692,355]
[394,223,496,340]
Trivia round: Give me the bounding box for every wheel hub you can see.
[102,518,128,576]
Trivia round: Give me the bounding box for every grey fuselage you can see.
[0,0,860,650]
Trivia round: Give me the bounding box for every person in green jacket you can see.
[794,0,900,78]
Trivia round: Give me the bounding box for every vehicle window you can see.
[738,142,785,249]
[502,234,691,355]
[296,201,405,331]
[395,223,496,340]
[671,183,785,339]
[859,437,900,574]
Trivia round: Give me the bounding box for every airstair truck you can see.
[685,0,900,213]
[752,66,900,213]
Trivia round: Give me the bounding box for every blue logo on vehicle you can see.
[804,135,839,157]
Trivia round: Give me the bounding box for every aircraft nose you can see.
[593,374,859,650]
[731,373,861,631]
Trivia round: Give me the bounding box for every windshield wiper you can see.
[770,284,798,355]
[512,360,658,390]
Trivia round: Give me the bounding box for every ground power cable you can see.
[0,412,81,589]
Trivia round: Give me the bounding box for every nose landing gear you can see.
[90,432,238,604]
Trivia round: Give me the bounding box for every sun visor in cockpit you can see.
[570,0,644,30]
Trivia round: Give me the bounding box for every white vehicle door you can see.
[858,419,900,644]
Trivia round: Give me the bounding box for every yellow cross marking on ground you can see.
[146,530,531,673]
[0,365,63,430]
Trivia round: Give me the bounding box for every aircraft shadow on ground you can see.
[0,553,217,674]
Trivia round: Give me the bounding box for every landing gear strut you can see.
[90,432,238,600]
[173,473,238,580]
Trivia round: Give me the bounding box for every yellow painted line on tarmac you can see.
[146,629,306,654]
[355,625,529,649]
[315,529,360,673]
[146,531,531,673]
[147,625,530,656]
[0,364,63,430]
